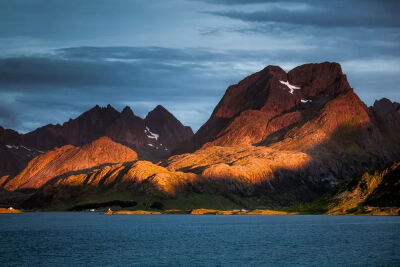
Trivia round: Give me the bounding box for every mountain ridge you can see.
[0,104,193,177]
[1,61,399,211]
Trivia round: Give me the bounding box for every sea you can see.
[0,213,399,266]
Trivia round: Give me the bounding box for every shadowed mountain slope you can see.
[286,161,400,215]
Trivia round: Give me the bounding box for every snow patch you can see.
[145,126,159,140]
[5,144,44,153]
[6,145,32,151]
[20,145,32,151]
[301,99,312,103]
[147,143,161,149]
[279,80,301,94]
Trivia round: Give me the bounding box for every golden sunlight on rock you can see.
[167,145,311,184]
[3,137,137,191]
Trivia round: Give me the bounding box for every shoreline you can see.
[0,207,22,214]
[102,208,399,216]
[2,208,398,216]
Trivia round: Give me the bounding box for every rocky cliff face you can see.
[369,98,400,146]
[145,105,193,151]
[189,62,352,149]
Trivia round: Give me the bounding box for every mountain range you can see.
[0,104,193,176]
[0,62,399,213]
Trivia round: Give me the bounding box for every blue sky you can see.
[0,0,399,132]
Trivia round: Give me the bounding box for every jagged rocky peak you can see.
[373,98,400,115]
[85,104,120,118]
[118,106,136,120]
[187,62,363,150]
[152,104,169,113]
[262,65,287,79]
[146,105,176,124]
[287,62,351,97]
[144,105,194,151]
[211,62,349,120]
[0,126,20,145]
[0,103,194,166]
[121,105,134,115]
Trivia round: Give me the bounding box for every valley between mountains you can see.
[1,62,399,214]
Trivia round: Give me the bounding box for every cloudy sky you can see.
[0,0,399,132]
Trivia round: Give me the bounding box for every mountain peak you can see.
[80,104,120,120]
[146,105,175,122]
[190,61,355,150]
[90,104,101,112]
[287,61,350,97]
[373,98,400,115]
[146,105,175,123]
[144,105,193,151]
[151,105,169,115]
[121,106,134,116]
[263,65,287,79]
[88,104,118,114]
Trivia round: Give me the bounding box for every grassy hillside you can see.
[284,161,400,215]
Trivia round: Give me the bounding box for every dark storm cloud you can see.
[0,1,398,133]
[0,101,19,129]
[0,47,253,132]
[0,47,244,95]
[203,0,400,28]
[0,56,193,89]
[58,47,228,62]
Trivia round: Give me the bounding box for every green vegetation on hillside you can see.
[284,161,400,215]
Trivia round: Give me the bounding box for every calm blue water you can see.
[0,213,399,266]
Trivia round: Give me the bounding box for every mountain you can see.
[1,137,138,192]
[22,104,121,150]
[169,63,400,203]
[187,62,366,148]
[1,62,399,211]
[144,105,193,151]
[0,144,20,178]
[370,98,400,145]
[23,145,311,209]
[285,161,400,215]
[0,105,193,177]
[0,126,44,178]
[21,104,193,156]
